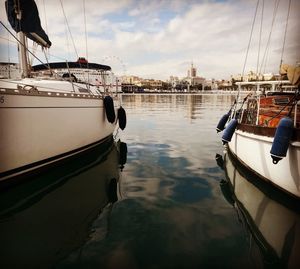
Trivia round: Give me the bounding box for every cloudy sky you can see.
[0,0,299,80]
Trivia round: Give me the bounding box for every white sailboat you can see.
[216,0,300,198]
[221,78,300,198]
[0,0,126,185]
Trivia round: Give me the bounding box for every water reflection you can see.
[0,139,127,269]
[1,93,275,268]
[56,94,255,268]
[122,93,235,121]
[122,94,236,171]
[124,142,212,203]
[219,151,300,268]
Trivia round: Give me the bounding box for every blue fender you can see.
[222,119,238,144]
[216,113,230,133]
[270,117,294,164]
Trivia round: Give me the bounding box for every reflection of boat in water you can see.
[0,138,127,268]
[218,152,300,268]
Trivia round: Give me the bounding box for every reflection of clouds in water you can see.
[121,137,239,238]
[172,176,211,203]
[120,94,239,215]
[59,196,249,268]
[56,94,264,268]
[120,94,235,171]
[123,139,226,205]
[123,142,213,203]
[58,93,256,267]
[58,151,251,267]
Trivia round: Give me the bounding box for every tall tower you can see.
[190,62,196,77]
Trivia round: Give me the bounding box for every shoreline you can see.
[121,91,249,95]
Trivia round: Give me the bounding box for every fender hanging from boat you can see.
[222,119,238,144]
[216,113,230,133]
[270,117,294,164]
[117,106,127,130]
[104,96,116,123]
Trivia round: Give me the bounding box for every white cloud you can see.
[0,0,299,80]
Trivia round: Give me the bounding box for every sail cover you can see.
[5,0,51,48]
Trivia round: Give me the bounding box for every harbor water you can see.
[1,94,299,268]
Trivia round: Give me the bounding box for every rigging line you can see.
[256,0,264,76]
[7,21,11,78]
[279,0,291,69]
[0,20,49,68]
[83,0,90,89]
[42,47,52,75]
[0,22,84,87]
[0,36,18,44]
[83,0,88,62]
[242,0,260,79]
[0,36,72,63]
[29,41,38,66]
[59,0,79,60]
[42,0,50,60]
[259,0,280,74]
[236,0,260,111]
[262,44,270,74]
[6,23,10,61]
[65,20,71,60]
[42,0,49,35]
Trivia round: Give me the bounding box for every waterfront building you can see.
[120,76,165,92]
[136,79,163,91]
[120,75,141,84]
[168,76,180,91]
[231,74,243,82]
[216,79,233,90]
[0,62,21,79]
[232,71,278,82]
[187,63,197,78]
[183,63,205,90]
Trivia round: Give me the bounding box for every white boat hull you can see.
[228,129,300,198]
[0,92,119,181]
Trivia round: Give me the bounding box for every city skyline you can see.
[0,0,299,80]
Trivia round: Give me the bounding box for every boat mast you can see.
[18,32,29,78]
[15,2,29,78]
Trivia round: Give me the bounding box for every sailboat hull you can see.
[228,128,300,198]
[0,92,119,182]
